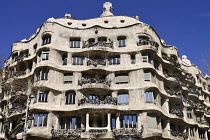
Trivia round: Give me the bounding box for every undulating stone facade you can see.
[0,2,210,140]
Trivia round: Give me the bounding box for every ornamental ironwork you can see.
[165,87,181,96]
[78,96,117,106]
[8,103,26,115]
[197,119,209,125]
[112,125,143,138]
[78,76,111,86]
[51,128,82,139]
[170,130,188,139]
[163,70,179,79]
[82,39,113,48]
[89,129,108,135]
[188,87,200,96]
[162,54,181,68]
[185,73,196,84]
[87,59,106,67]
[169,108,183,117]
[136,39,159,48]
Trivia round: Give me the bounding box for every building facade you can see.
[0,2,210,140]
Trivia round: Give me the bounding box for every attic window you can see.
[82,23,86,26]
[67,22,72,25]
[104,20,109,23]
[120,20,125,23]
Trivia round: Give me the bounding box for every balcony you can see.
[188,87,200,97]
[165,87,181,97]
[185,73,196,84]
[82,40,113,49]
[197,120,209,125]
[89,127,108,136]
[170,130,188,139]
[78,76,111,89]
[163,70,179,79]
[169,108,183,117]
[137,39,159,49]
[87,59,106,67]
[78,96,117,106]
[112,125,143,138]
[51,128,83,139]
[162,54,181,68]
[8,103,26,115]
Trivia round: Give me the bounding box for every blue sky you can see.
[0,0,210,73]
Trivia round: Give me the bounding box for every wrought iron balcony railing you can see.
[170,130,189,139]
[165,87,181,96]
[51,128,83,139]
[169,108,183,117]
[87,59,106,67]
[82,40,113,48]
[112,125,144,138]
[78,77,111,86]
[137,39,159,48]
[78,96,117,106]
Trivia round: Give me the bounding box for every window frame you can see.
[70,38,81,48]
[72,56,84,65]
[38,91,48,103]
[42,35,51,46]
[118,93,129,105]
[33,113,48,127]
[65,92,75,105]
[118,37,126,47]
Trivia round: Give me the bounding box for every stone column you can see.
[137,113,141,130]
[116,113,120,129]
[86,113,89,131]
[107,113,111,131]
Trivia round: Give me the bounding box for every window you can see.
[198,129,206,139]
[38,92,48,102]
[0,121,4,133]
[190,127,195,137]
[142,53,151,63]
[64,73,73,84]
[88,38,95,47]
[131,55,135,64]
[98,37,107,46]
[37,69,48,81]
[111,116,116,128]
[12,53,18,63]
[88,95,99,104]
[33,44,37,54]
[115,74,129,84]
[62,54,68,65]
[187,109,192,119]
[118,37,126,47]
[70,38,80,48]
[145,91,153,103]
[72,56,84,65]
[108,56,120,65]
[33,113,48,127]
[39,50,49,61]
[65,93,75,104]
[144,70,152,82]
[42,35,51,45]
[120,115,137,128]
[60,117,81,129]
[147,113,157,129]
[118,93,129,105]
[154,60,159,69]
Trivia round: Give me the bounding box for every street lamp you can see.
[21,93,34,140]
